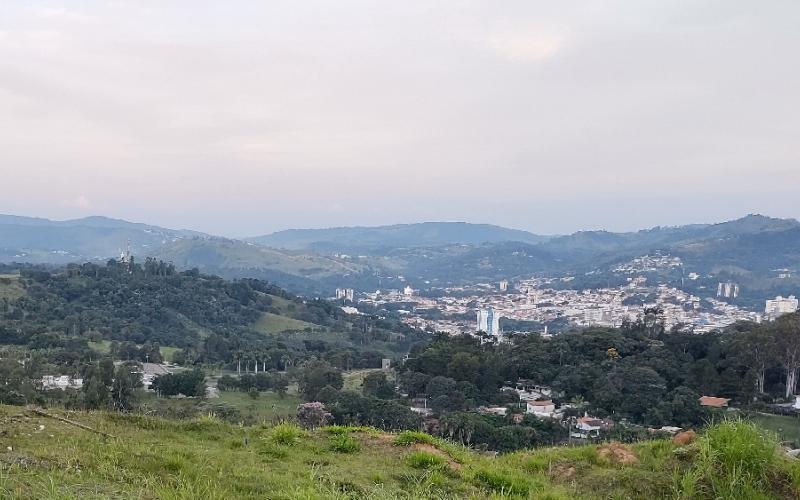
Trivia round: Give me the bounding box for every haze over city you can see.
[2,0,799,236]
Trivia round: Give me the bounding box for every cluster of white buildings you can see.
[40,375,83,390]
[352,253,796,336]
[39,362,172,393]
[364,277,762,335]
[613,254,683,273]
[765,295,799,320]
[335,288,355,302]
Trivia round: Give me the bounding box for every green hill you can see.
[0,261,425,378]
[248,221,550,251]
[1,406,798,499]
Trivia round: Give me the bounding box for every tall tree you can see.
[771,314,800,399]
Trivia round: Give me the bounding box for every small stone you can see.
[6,446,11,451]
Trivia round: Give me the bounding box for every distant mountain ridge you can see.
[0,214,207,264]
[1,212,799,302]
[247,221,551,251]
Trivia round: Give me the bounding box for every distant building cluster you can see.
[349,252,796,336]
[335,288,355,302]
[765,295,799,320]
[716,282,740,299]
[40,375,83,390]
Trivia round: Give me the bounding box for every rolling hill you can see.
[0,215,206,264]
[247,221,551,251]
[2,213,800,303]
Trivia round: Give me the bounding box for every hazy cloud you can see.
[65,195,93,210]
[0,0,798,236]
[487,31,567,62]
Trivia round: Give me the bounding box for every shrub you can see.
[329,434,361,454]
[297,402,333,429]
[269,422,305,445]
[674,418,789,499]
[394,431,436,447]
[406,451,445,470]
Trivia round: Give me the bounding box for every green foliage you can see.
[269,422,305,445]
[0,262,426,395]
[394,431,437,447]
[111,361,143,411]
[472,466,532,496]
[328,434,361,453]
[298,360,344,400]
[361,371,395,398]
[152,369,206,397]
[406,450,445,469]
[320,389,422,431]
[674,418,797,499]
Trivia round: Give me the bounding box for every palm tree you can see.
[280,354,292,372]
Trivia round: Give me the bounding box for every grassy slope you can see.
[749,412,800,446]
[2,406,799,499]
[253,312,319,334]
[215,391,301,421]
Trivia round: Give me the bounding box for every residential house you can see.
[571,415,614,439]
[140,363,172,390]
[526,400,556,418]
[40,375,83,390]
[480,406,509,417]
[699,396,730,408]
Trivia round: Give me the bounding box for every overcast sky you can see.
[1,1,798,237]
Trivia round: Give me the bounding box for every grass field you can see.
[159,346,180,363]
[1,407,798,499]
[253,312,319,334]
[215,391,301,422]
[747,412,800,446]
[266,294,294,313]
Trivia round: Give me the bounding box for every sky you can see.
[1,1,798,237]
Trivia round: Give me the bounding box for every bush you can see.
[394,431,436,447]
[329,434,361,453]
[406,451,445,470]
[297,402,333,429]
[674,418,791,499]
[269,423,305,445]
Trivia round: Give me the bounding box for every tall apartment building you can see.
[335,288,355,302]
[765,295,798,320]
[716,282,739,299]
[477,307,500,336]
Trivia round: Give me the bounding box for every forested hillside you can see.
[0,260,426,386]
